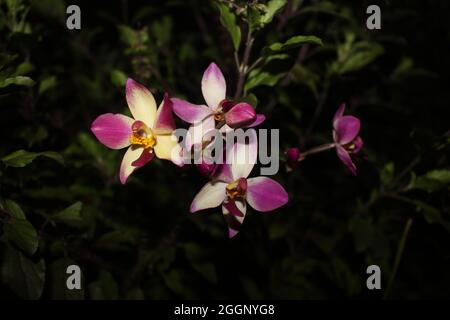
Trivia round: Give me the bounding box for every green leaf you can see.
[0,75,35,88]
[1,149,64,167]
[1,245,45,299]
[216,3,241,51]
[110,69,127,87]
[52,201,83,227]
[117,25,139,47]
[332,39,384,75]
[245,69,286,93]
[380,162,395,185]
[260,0,288,26]
[292,64,320,97]
[2,200,38,255]
[88,270,119,300]
[408,169,450,192]
[266,35,323,53]
[38,75,57,95]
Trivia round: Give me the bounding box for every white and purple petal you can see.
[246,177,289,212]
[125,78,157,127]
[222,200,246,238]
[201,62,226,109]
[119,146,145,184]
[91,113,134,149]
[227,128,258,180]
[190,181,227,213]
[244,114,266,128]
[153,93,176,135]
[172,98,212,124]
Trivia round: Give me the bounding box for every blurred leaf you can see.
[1,245,45,299]
[380,162,395,185]
[216,3,241,51]
[265,35,323,53]
[332,36,384,75]
[349,215,375,253]
[152,16,172,47]
[292,64,320,97]
[88,270,119,300]
[1,199,38,255]
[38,75,57,95]
[52,201,83,227]
[110,69,127,87]
[408,169,450,193]
[0,75,35,88]
[245,69,286,93]
[1,149,64,167]
[182,243,217,284]
[117,25,139,47]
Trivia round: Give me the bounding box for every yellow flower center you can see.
[129,121,157,150]
[226,178,247,200]
[214,108,225,122]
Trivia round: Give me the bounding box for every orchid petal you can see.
[222,200,246,238]
[228,128,258,180]
[131,148,155,167]
[172,98,212,124]
[336,145,357,175]
[91,113,134,149]
[215,164,233,183]
[185,115,215,151]
[246,177,289,212]
[244,114,266,128]
[201,62,226,109]
[334,115,361,145]
[154,134,184,166]
[126,78,157,127]
[190,181,227,213]
[153,93,176,135]
[119,146,144,184]
[333,103,346,126]
[224,103,256,128]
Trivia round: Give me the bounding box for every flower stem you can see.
[234,29,254,100]
[384,217,413,299]
[298,143,336,161]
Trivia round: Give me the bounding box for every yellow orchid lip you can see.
[130,120,157,149]
[226,178,248,200]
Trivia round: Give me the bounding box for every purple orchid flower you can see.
[189,129,289,238]
[91,78,183,184]
[333,103,364,175]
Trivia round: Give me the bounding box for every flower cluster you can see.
[91,62,364,238]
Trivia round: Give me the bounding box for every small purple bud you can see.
[286,147,301,163]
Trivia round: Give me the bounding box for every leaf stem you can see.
[384,217,413,299]
[234,29,254,100]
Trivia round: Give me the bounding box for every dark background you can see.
[0,0,449,299]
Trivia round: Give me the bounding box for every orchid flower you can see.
[171,63,265,150]
[91,78,183,184]
[333,104,363,175]
[189,130,289,238]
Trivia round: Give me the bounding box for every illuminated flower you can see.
[333,103,363,175]
[171,62,265,149]
[91,78,183,184]
[189,130,289,238]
